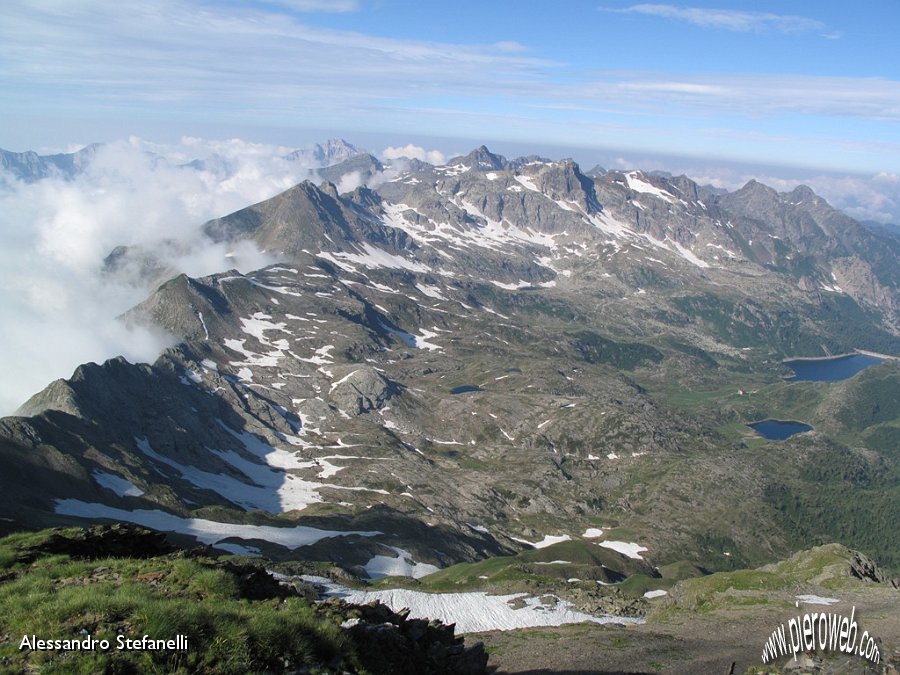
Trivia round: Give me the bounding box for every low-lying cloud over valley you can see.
[0,137,321,414]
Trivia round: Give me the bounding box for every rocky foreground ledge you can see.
[3,525,899,674]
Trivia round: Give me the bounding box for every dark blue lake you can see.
[451,385,482,395]
[749,419,813,440]
[784,354,882,382]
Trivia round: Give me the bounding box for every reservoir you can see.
[749,419,813,440]
[784,354,882,382]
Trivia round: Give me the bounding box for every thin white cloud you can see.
[256,0,360,12]
[382,144,446,165]
[612,4,826,34]
[493,40,529,53]
[336,170,364,193]
[588,72,900,121]
[618,81,730,96]
[0,0,552,107]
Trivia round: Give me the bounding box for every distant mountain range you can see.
[862,219,900,236]
[0,143,102,182]
[0,138,366,183]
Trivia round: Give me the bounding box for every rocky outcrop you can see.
[16,524,176,563]
[848,549,897,587]
[317,598,489,675]
[328,366,402,414]
[562,586,647,618]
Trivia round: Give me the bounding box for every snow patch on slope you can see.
[55,500,380,549]
[598,540,648,560]
[318,243,430,273]
[363,546,441,579]
[625,172,674,202]
[510,534,572,549]
[92,470,144,497]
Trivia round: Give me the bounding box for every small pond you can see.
[451,385,483,395]
[749,419,813,440]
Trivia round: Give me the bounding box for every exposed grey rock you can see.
[848,549,893,584]
[328,366,401,414]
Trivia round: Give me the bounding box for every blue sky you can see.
[2,0,900,175]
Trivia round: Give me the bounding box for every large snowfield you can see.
[305,576,643,634]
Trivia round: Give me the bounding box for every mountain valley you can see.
[1,141,898,673]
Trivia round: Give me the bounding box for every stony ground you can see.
[477,585,900,674]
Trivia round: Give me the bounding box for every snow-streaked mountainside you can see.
[1,143,899,588]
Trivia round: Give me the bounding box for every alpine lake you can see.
[749,353,884,440]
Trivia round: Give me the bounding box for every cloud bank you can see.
[381,145,446,165]
[0,137,323,415]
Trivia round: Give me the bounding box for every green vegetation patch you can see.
[833,365,900,432]
[0,552,347,674]
[760,543,855,586]
[765,481,900,573]
[666,569,787,613]
[568,331,663,370]
[864,424,900,455]
[670,293,900,356]
[412,539,658,594]
[671,294,812,355]
[616,574,675,596]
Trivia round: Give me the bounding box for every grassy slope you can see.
[654,543,885,617]
[0,529,352,674]
[0,527,487,675]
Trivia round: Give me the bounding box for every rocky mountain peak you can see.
[201,178,370,258]
[523,159,600,214]
[788,184,820,203]
[284,138,364,166]
[319,138,362,160]
[317,153,384,188]
[737,178,779,200]
[668,174,701,201]
[453,146,507,171]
